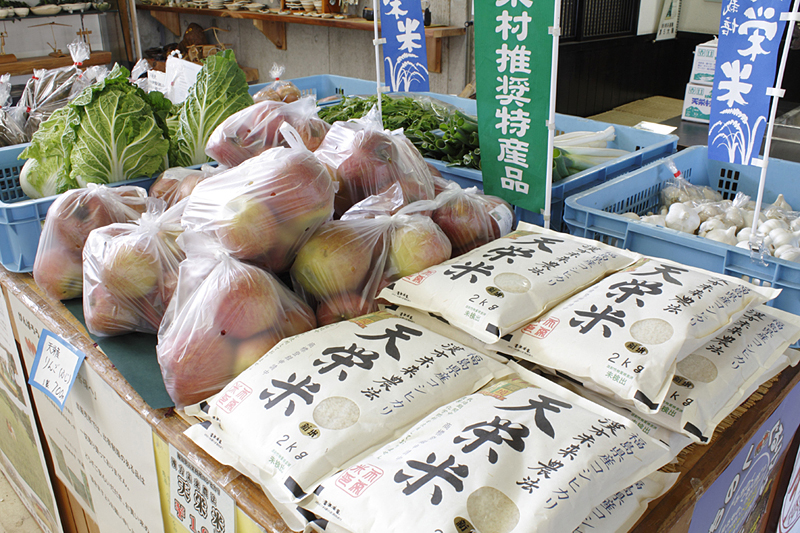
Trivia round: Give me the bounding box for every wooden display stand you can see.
[1,266,799,533]
[0,51,112,77]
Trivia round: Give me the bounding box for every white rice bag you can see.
[572,471,678,533]
[642,306,800,443]
[184,311,509,530]
[495,257,781,414]
[378,222,640,344]
[299,372,675,533]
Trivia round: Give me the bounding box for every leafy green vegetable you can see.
[19,106,79,198]
[19,64,171,197]
[318,94,482,170]
[169,50,253,167]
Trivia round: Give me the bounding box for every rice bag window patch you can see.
[301,373,674,533]
[642,306,800,443]
[379,222,640,344]
[499,258,780,414]
[184,312,508,522]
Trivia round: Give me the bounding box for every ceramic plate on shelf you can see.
[31,4,62,14]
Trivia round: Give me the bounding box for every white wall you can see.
[678,0,721,33]
[137,0,470,93]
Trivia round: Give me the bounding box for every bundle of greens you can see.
[169,49,254,167]
[318,94,481,169]
[551,126,629,181]
[20,64,172,199]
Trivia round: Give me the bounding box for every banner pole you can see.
[373,0,383,126]
[748,0,800,260]
[543,0,561,230]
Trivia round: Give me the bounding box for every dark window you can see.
[561,0,640,42]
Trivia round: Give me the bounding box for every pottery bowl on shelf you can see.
[0,8,8,18]
[31,4,62,15]
[245,2,262,10]
[93,2,111,10]
[13,6,29,16]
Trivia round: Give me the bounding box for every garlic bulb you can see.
[665,203,700,233]
[620,212,640,220]
[769,228,797,249]
[640,214,667,226]
[790,218,800,232]
[758,218,789,234]
[702,187,723,201]
[705,226,738,246]
[661,186,681,207]
[723,206,745,229]
[736,227,753,242]
[774,244,797,258]
[771,193,793,212]
[778,248,800,263]
[699,217,729,237]
[696,203,725,222]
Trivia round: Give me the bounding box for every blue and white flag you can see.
[708,0,790,165]
[380,0,430,92]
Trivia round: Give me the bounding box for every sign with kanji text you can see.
[28,330,85,411]
[708,0,790,165]
[474,0,556,214]
[169,445,235,533]
[379,0,430,92]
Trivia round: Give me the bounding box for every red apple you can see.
[316,292,376,326]
[216,195,281,260]
[385,217,452,279]
[158,328,237,407]
[84,285,141,336]
[232,329,283,376]
[291,222,377,299]
[100,238,161,299]
[33,246,83,300]
[211,266,282,339]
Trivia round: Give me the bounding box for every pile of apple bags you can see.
[33,95,515,408]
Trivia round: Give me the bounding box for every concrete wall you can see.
[136,0,471,94]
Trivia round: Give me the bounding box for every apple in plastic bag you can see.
[316,291,376,326]
[291,223,375,299]
[385,218,452,279]
[33,246,83,300]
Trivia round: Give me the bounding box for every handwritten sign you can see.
[169,445,235,533]
[28,330,85,410]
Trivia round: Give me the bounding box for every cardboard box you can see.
[682,83,713,123]
[690,38,717,86]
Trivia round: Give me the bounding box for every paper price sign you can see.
[169,445,235,533]
[28,330,85,411]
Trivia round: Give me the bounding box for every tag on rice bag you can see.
[378,222,640,344]
[574,471,679,533]
[642,306,800,443]
[496,258,781,414]
[183,312,509,525]
[300,372,673,533]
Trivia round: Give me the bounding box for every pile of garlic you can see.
[622,179,800,263]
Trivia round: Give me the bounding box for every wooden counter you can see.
[2,266,799,533]
[136,3,465,73]
[0,51,112,77]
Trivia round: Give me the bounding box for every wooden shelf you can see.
[0,50,112,76]
[136,3,465,72]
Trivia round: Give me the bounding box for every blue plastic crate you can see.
[0,144,157,273]
[248,74,376,102]
[563,145,800,324]
[427,114,679,232]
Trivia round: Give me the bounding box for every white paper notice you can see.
[73,365,165,533]
[29,331,85,410]
[0,289,18,355]
[148,69,168,95]
[6,290,96,517]
[169,444,235,533]
[165,56,203,104]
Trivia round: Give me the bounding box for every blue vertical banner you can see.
[380,0,430,92]
[708,0,790,165]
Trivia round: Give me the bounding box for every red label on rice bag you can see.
[522,317,560,339]
[335,464,384,498]
[216,381,253,413]
[405,269,436,286]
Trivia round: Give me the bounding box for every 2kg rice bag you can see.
[157,232,317,408]
[33,184,148,300]
[638,306,800,443]
[378,222,640,344]
[82,198,186,337]
[432,183,516,257]
[314,106,435,217]
[205,96,330,167]
[182,127,335,273]
[299,372,675,533]
[572,471,679,533]
[496,257,781,414]
[183,311,508,530]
